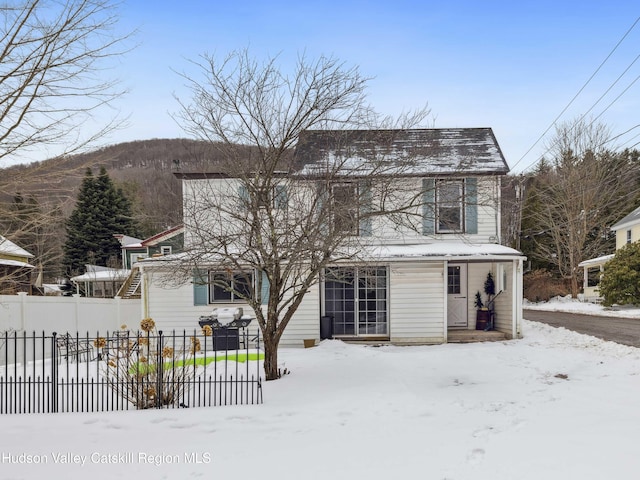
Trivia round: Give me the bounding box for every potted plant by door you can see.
[475,291,491,330]
[475,272,496,330]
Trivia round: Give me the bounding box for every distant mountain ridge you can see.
[1,138,224,234]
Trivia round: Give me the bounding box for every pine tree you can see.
[63,167,139,275]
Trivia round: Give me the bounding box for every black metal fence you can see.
[0,328,263,414]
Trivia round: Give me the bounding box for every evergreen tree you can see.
[63,167,139,275]
[599,242,640,306]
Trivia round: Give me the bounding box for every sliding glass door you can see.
[324,267,388,336]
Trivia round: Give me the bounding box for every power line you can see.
[511,15,640,172]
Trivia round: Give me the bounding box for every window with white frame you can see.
[436,179,464,233]
[160,246,172,255]
[627,230,632,244]
[209,271,254,303]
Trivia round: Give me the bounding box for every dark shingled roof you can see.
[294,128,510,176]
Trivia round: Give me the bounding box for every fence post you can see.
[156,330,163,409]
[73,294,82,332]
[51,332,58,413]
[17,292,27,331]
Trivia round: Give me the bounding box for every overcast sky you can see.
[16,0,640,173]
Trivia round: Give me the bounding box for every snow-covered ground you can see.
[525,295,640,318]
[2,305,640,479]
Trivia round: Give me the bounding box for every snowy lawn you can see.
[524,295,640,318]
[2,318,640,479]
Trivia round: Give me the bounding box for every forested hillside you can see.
[0,138,232,280]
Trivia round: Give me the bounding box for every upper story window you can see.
[238,184,288,211]
[627,230,632,244]
[332,183,359,235]
[436,179,464,233]
[160,246,172,255]
[422,177,478,236]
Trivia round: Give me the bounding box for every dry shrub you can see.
[524,270,570,302]
[102,320,197,409]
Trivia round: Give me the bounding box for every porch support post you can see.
[140,265,149,320]
[512,258,523,339]
[443,260,448,343]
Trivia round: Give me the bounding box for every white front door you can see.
[447,263,468,327]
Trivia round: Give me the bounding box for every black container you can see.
[320,316,333,340]
[213,327,240,350]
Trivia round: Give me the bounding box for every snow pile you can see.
[1,320,639,479]
[525,295,640,318]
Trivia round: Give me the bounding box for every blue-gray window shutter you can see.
[260,270,270,305]
[238,184,249,209]
[359,181,372,237]
[465,177,478,234]
[275,184,288,210]
[193,269,209,306]
[422,178,435,235]
[316,181,328,232]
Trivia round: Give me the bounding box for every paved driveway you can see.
[523,309,640,348]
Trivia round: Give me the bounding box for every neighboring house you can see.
[579,206,640,301]
[138,128,525,346]
[71,227,185,298]
[115,226,184,269]
[0,236,35,294]
[115,226,185,299]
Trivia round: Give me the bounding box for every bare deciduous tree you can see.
[0,0,131,289]
[521,118,638,297]
[173,49,431,380]
[0,0,129,162]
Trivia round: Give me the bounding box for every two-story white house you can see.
[137,128,524,346]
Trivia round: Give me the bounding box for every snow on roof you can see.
[578,254,615,267]
[71,268,130,282]
[113,234,144,248]
[295,128,510,176]
[0,236,34,258]
[360,242,524,261]
[0,258,35,268]
[141,225,184,247]
[137,242,523,268]
[611,205,640,231]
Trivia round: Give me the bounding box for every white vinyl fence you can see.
[0,293,141,335]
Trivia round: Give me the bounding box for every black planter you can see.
[476,310,491,330]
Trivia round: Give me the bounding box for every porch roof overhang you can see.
[71,269,131,282]
[136,243,525,269]
[578,254,614,268]
[358,243,525,263]
[0,258,35,268]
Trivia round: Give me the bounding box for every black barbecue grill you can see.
[197,308,254,350]
[198,316,222,329]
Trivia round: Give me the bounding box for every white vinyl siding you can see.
[388,263,445,343]
[146,268,320,347]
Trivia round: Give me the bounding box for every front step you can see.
[447,329,507,343]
